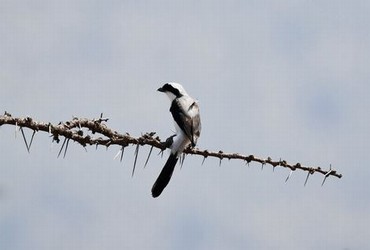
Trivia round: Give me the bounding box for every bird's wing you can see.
[170,98,201,147]
[188,101,201,146]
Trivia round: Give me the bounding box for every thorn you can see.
[261,162,265,171]
[219,158,222,167]
[285,170,293,183]
[57,137,67,158]
[304,172,310,186]
[321,170,333,186]
[144,146,153,168]
[63,139,70,158]
[120,146,125,162]
[113,147,124,161]
[180,153,186,169]
[113,150,120,160]
[321,176,328,186]
[201,156,207,165]
[132,144,139,177]
[28,130,36,151]
[158,149,164,158]
[178,154,182,168]
[20,127,30,153]
[15,121,19,138]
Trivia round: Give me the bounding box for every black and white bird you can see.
[152,83,201,198]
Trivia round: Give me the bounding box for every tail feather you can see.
[151,154,178,198]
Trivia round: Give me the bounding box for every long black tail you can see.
[151,153,178,198]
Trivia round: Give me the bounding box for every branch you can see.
[0,112,342,184]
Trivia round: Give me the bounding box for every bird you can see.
[152,82,201,198]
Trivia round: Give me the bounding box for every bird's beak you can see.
[157,87,164,92]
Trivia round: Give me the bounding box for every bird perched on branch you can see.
[152,83,201,198]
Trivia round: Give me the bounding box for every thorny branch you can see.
[0,112,342,184]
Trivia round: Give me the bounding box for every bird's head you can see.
[157,82,188,101]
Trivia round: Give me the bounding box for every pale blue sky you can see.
[1,1,370,249]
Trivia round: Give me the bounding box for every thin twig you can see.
[0,113,343,181]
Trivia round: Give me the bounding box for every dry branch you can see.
[0,112,342,184]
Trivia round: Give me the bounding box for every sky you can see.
[1,0,370,249]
